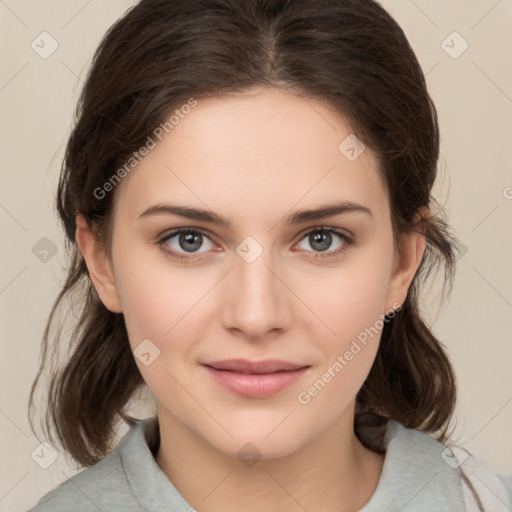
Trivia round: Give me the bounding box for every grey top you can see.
[27,416,512,511]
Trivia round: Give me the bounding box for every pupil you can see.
[180,232,202,252]
[311,231,331,252]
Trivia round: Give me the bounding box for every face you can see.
[79,86,421,460]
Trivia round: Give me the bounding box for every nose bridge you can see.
[222,234,290,336]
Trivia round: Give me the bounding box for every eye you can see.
[295,227,353,259]
[157,226,354,262]
[158,228,215,261]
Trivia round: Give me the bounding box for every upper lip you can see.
[203,359,309,374]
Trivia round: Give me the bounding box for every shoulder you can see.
[382,420,511,511]
[28,415,195,512]
[26,449,139,512]
[26,420,145,512]
[357,415,509,511]
[454,446,512,511]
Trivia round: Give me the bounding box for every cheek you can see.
[112,247,217,354]
[113,257,212,402]
[294,262,392,417]
[298,246,394,351]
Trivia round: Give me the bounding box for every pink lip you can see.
[202,359,310,398]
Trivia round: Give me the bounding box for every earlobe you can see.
[75,213,123,313]
[385,207,428,312]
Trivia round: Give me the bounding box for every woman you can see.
[28,0,511,510]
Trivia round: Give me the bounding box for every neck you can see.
[154,403,385,512]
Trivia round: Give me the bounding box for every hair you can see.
[29,0,460,469]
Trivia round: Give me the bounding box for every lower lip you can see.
[203,365,310,398]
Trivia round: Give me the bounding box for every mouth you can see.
[201,359,311,397]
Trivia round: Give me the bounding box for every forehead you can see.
[112,87,388,225]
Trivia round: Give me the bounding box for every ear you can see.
[385,206,428,312]
[75,213,122,313]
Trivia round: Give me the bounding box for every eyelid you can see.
[157,224,353,242]
[295,224,353,240]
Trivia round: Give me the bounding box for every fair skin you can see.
[76,86,427,512]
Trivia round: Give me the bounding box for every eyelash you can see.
[156,226,354,262]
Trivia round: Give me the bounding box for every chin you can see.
[214,434,307,463]
[201,417,314,462]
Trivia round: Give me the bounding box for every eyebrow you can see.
[137,201,373,228]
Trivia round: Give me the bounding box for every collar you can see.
[119,416,192,511]
[119,416,467,511]
[361,420,467,511]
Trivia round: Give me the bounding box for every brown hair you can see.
[29,0,459,468]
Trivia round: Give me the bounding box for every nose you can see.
[221,240,293,341]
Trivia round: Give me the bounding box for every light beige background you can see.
[1,1,511,511]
